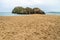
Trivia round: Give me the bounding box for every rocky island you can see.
[12,7,45,14]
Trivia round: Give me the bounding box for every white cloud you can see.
[11,0,44,6]
[43,0,59,6]
[0,0,60,12]
[0,0,59,7]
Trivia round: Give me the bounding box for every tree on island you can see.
[12,6,45,14]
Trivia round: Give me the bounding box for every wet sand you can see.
[0,14,60,40]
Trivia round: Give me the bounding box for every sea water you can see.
[0,12,60,16]
[0,12,19,16]
[0,12,28,16]
[46,12,60,15]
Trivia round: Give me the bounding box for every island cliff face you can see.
[12,7,45,14]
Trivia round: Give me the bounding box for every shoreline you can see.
[0,14,60,16]
[0,12,60,16]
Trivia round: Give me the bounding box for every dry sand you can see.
[0,14,60,40]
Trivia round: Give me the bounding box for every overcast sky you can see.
[0,0,60,12]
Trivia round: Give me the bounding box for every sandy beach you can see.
[0,14,60,40]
